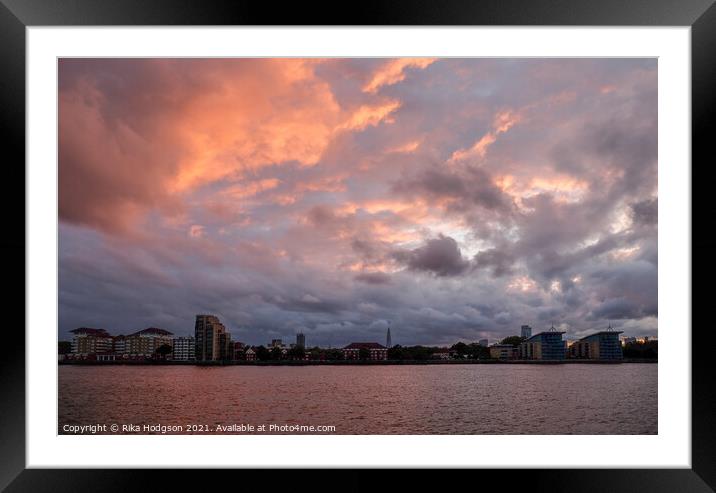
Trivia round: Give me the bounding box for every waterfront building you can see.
[195,314,232,361]
[233,341,246,360]
[70,327,113,355]
[489,344,518,360]
[521,325,532,339]
[431,348,452,360]
[621,336,637,345]
[270,339,283,348]
[218,331,233,361]
[245,347,256,361]
[518,327,566,360]
[122,327,174,357]
[569,329,624,360]
[478,339,489,347]
[342,342,388,360]
[296,333,306,348]
[112,334,127,354]
[172,336,196,361]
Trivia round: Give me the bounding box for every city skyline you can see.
[59,58,658,347]
[62,313,650,363]
[59,317,649,348]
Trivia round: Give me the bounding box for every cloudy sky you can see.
[58,58,657,346]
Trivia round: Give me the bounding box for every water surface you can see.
[58,364,657,434]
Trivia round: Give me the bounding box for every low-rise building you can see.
[519,327,566,360]
[342,342,388,360]
[122,327,174,357]
[70,328,113,355]
[431,348,452,360]
[244,348,256,361]
[489,344,518,360]
[233,341,246,360]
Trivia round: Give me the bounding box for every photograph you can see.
[57,57,658,436]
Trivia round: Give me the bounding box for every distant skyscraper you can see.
[195,314,231,361]
[521,325,532,339]
[478,339,489,347]
[296,332,305,348]
[386,327,392,348]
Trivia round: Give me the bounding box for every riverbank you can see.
[58,358,656,366]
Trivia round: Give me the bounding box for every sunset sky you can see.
[58,58,657,346]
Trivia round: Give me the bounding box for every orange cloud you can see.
[450,133,497,162]
[170,59,343,192]
[492,109,522,134]
[449,109,523,163]
[295,175,347,194]
[221,178,281,200]
[338,198,431,224]
[362,58,437,93]
[495,173,589,205]
[267,175,348,207]
[336,100,401,132]
[188,224,205,238]
[150,61,400,196]
[60,59,417,234]
[387,139,421,154]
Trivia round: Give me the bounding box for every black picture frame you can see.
[2,0,712,490]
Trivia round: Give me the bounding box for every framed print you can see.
[2,0,714,489]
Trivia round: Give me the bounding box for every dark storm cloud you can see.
[474,247,516,277]
[631,198,658,226]
[393,165,512,215]
[590,298,644,320]
[587,261,658,318]
[393,235,470,277]
[354,272,392,285]
[272,295,348,315]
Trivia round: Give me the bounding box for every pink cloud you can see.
[362,58,436,93]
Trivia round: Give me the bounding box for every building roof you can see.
[129,327,174,336]
[490,344,516,348]
[343,342,387,350]
[525,330,565,342]
[70,327,110,336]
[579,330,624,340]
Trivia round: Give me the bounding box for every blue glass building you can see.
[519,327,566,360]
